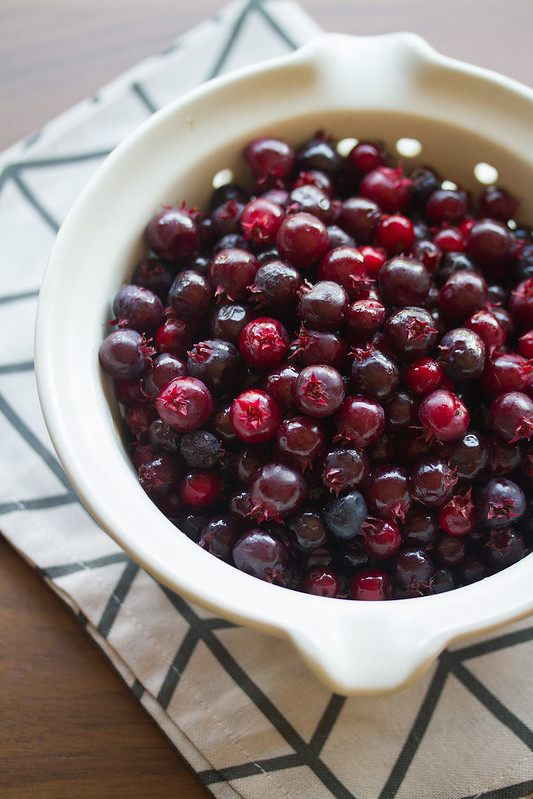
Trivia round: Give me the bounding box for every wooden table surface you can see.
[1,1,532,796]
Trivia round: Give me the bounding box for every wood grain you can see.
[1,1,531,796]
[0,536,210,798]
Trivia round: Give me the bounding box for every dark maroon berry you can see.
[383,307,438,360]
[475,477,526,528]
[250,462,307,522]
[244,137,295,182]
[232,528,288,582]
[378,256,431,307]
[293,364,345,418]
[156,376,213,432]
[410,455,458,507]
[143,352,187,396]
[146,206,199,260]
[275,416,325,469]
[364,464,412,520]
[425,187,468,225]
[180,429,224,468]
[112,284,164,333]
[338,196,381,244]
[359,165,412,213]
[248,260,302,311]
[392,547,434,594]
[168,269,212,321]
[292,327,348,369]
[208,248,259,302]
[334,395,385,448]
[438,327,486,382]
[489,391,533,443]
[199,515,241,560]
[298,280,349,331]
[438,270,489,324]
[484,528,526,573]
[209,303,253,344]
[287,508,328,551]
[319,446,369,496]
[99,328,150,380]
[350,347,400,401]
[138,454,183,499]
[276,212,330,270]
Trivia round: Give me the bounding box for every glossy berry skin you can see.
[323,490,368,540]
[179,470,221,507]
[410,455,458,508]
[145,206,199,260]
[276,211,330,270]
[364,464,412,520]
[238,317,290,369]
[112,284,164,333]
[244,137,295,181]
[248,261,302,311]
[319,447,369,496]
[287,508,328,551]
[156,376,213,432]
[404,357,443,396]
[392,547,434,594]
[199,515,241,561]
[438,327,486,382]
[334,395,385,448]
[360,516,402,559]
[489,391,533,443]
[232,528,288,582]
[351,567,391,600]
[418,389,470,442]
[475,477,526,528]
[208,248,260,301]
[187,339,244,395]
[350,348,400,401]
[359,165,412,213]
[378,256,431,307]
[138,455,183,499]
[438,492,477,536]
[250,462,307,521]
[437,270,489,324]
[298,280,349,331]
[275,416,325,469]
[293,364,345,418]
[99,328,149,380]
[383,307,438,361]
[230,389,282,444]
[317,246,367,299]
[303,567,340,597]
[168,269,212,321]
[240,197,284,246]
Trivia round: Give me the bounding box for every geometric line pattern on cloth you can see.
[208,0,301,79]
[186,620,533,798]
[160,587,356,799]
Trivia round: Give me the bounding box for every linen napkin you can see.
[1,1,532,797]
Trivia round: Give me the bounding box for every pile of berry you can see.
[98,132,533,600]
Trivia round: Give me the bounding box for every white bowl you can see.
[35,32,533,695]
